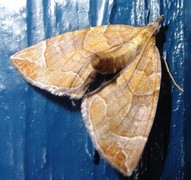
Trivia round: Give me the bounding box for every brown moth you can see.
[11,16,163,176]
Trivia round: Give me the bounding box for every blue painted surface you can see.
[0,0,188,179]
[184,0,191,179]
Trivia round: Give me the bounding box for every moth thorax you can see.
[91,47,138,75]
[91,53,123,74]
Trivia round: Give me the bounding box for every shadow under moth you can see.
[11,16,164,176]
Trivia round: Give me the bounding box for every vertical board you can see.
[184,0,191,179]
[0,0,187,179]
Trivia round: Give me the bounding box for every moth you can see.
[11,16,163,176]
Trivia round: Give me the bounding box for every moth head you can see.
[147,15,164,34]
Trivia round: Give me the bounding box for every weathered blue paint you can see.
[0,0,187,179]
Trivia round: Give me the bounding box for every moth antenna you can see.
[145,10,150,24]
[163,58,184,92]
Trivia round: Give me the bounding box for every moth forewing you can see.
[11,16,163,176]
[10,30,96,99]
[10,25,140,98]
[82,44,161,176]
[82,18,162,176]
